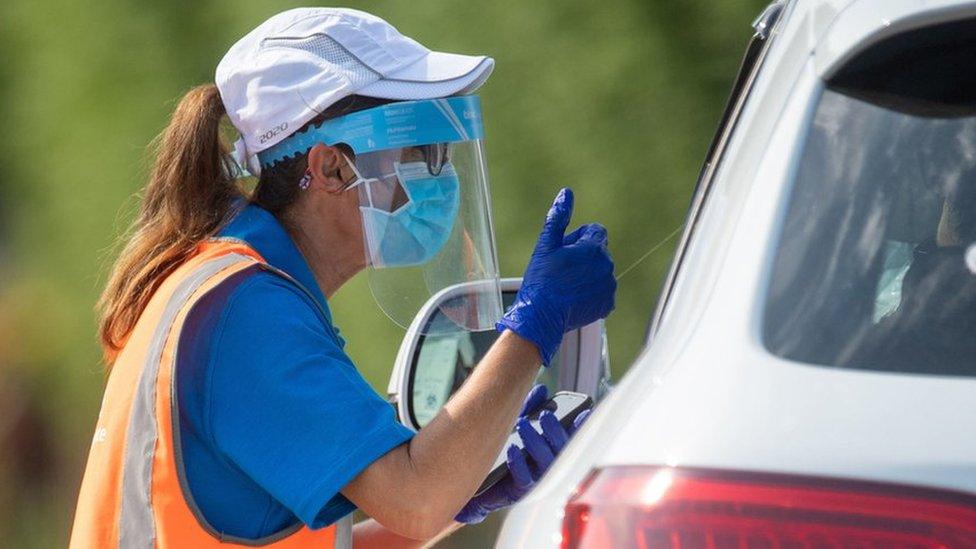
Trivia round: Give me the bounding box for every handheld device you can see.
[476,391,593,495]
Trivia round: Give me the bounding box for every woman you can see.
[71,8,615,548]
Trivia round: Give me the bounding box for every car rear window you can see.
[763,17,976,377]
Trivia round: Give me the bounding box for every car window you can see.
[763,18,976,377]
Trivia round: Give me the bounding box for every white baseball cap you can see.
[216,7,494,175]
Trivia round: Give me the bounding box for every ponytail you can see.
[97,84,240,366]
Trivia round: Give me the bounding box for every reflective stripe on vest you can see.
[70,242,343,548]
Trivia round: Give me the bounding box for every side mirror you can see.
[387,278,611,431]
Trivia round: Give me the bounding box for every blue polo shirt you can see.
[175,203,415,539]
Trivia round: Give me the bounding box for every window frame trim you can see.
[646,1,788,343]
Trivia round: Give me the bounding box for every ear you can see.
[306,143,350,193]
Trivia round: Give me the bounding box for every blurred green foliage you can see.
[0,0,767,546]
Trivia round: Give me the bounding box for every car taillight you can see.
[562,466,976,548]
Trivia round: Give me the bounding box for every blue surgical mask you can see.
[360,161,461,268]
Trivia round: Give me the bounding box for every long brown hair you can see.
[98,84,239,363]
[98,87,390,366]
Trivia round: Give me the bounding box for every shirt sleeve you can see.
[205,272,415,528]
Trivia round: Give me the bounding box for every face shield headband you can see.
[257,95,486,169]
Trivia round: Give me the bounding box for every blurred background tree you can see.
[0,0,767,546]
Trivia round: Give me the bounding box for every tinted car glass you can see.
[764,18,976,377]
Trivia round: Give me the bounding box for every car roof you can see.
[788,0,976,77]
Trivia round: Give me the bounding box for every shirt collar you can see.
[218,203,334,324]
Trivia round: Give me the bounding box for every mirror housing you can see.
[387,277,611,431]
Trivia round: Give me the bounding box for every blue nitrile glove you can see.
[497,188,616,365]
[455,384,592,524]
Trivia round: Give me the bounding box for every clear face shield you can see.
[258,96,503,334]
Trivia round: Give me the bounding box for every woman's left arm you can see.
[353,519,462,548]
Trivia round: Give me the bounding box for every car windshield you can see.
[763,19,976,377]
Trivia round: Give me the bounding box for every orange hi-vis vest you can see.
[70,240,348,548]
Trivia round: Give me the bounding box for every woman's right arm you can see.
[341,188,616,541]
[342,330,543,540]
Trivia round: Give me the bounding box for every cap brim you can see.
[357,51,494,100]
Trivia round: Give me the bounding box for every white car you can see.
[491,0,976,546]
[387,0,976,545]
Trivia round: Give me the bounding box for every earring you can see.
[298,170,312,190]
